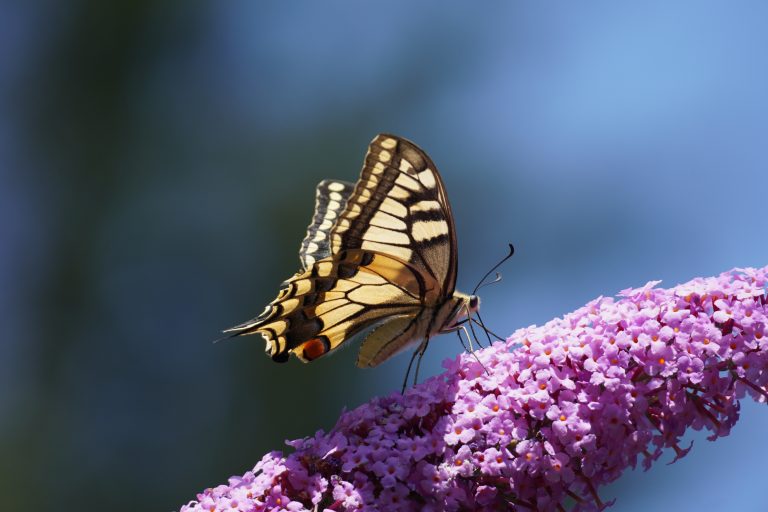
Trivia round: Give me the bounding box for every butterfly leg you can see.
[465,309,487,350]
[462,304,487,349]
[458,325,489,375]
[401,348,419,394]
[412,337,431,387]
[456,329,470,352]
[400,337,430,394]
[460,323,477,353]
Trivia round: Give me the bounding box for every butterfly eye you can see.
[469,295,479,311]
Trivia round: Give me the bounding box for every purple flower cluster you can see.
[181,266,768,511]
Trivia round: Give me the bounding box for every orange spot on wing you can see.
[302,337,329,361]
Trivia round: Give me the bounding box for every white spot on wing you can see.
[371,211,407,231]
[379,137,397,149]
[362,240,412,261]
[418,169,437,188]
[412,220,449,242]
[410,200,442,213]
[364,225,410,245]
[389,185,410,200]
[395,173,421,191]
[379,198,407,217]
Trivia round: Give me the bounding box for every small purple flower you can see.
[474,484,498,506]
[332,479,363,509]
[371,455,409,488]
[180,266,768,511]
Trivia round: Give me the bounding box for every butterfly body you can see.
[226,134,477,368]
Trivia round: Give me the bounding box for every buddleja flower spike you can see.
[184,266,767,511]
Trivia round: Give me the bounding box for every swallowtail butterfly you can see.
[225,134,479,370]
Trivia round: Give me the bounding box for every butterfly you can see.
[224,134,484,378]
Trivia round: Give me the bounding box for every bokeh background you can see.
[2,1,767,511]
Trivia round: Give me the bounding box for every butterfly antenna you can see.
[461,271,506,350]
[465,243,514,348]
[476,272,503,293]
[472,271,503,346]
[472,243,515,295]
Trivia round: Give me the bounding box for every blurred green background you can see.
[2,1,767,511]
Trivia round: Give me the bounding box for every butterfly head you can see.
[442,243,516,340]
[468,294,480,313]
[439,291,480,333]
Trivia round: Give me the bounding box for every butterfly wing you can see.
[224,249,438,363]
[330,134,458,300]
[356,314,424,368]
[299,180,354,269]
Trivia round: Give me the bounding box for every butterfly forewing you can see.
[330,135,458,298]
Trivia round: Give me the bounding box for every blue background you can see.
[1,1,766,510]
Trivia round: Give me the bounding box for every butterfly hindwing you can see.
[356,314,422,368]
[299,179,354,269]
[225,249,438,363]
[330,134,458,298]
